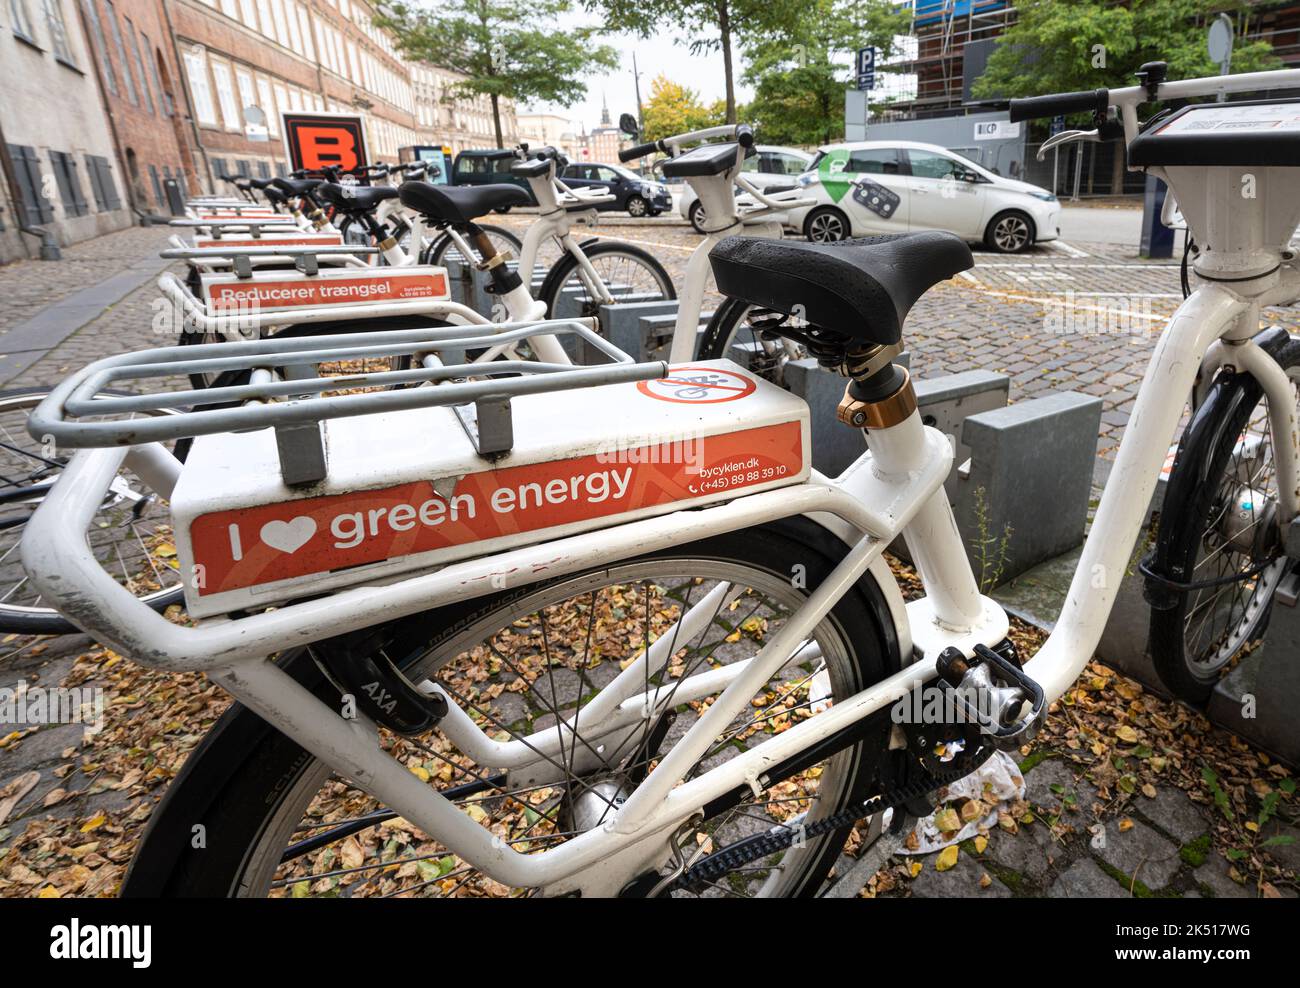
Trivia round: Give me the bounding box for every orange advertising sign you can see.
[282,112,369,174]
[187,421,804,595]
[205,270,448,310]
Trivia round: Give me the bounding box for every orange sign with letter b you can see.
[282,113,369,175]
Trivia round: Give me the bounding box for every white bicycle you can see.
[21,64,1300,897]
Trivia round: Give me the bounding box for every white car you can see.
[677,145,812,234]
[788,140,1061,253]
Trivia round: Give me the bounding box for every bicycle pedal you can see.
[935,643,1045,751]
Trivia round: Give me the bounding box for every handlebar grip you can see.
[736,125,754,148]
[1008,88,1109,123]
[483,148,516,161]
[619,140,662,163]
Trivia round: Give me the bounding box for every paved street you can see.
[0,217,1295,898]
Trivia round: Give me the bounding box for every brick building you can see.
[1,0,132,262]
[75,0,201,213]
[164,0,519,188]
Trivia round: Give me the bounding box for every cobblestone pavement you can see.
[0,226,179,343]
[0,219,1295,898]
[898,754,1298,899]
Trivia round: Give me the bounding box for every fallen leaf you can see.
[974,835,988,854]
[935,845,959,872]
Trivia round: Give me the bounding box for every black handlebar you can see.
[483,148,516,161]
[1007,88,1109,123]
[736,124,754,148]
[619,140,663,163]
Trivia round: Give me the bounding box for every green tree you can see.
[973,1,1278,106]
[640,76,727,141]
[742,0,908,146]
[376,0,618,147]
[973,1,1278,192]
[588,0,802,124]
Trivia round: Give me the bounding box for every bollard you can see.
[598,299,680,362]
[958,391,1102,586]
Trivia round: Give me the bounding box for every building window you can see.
[43,0,78,65]
[84,154,122,210]
[105,1,137,104]
[149,164,163,208]
[256,75,278,136]
[235,67,255,117]
[10,0,36,43]
[126,19,153,112]
[182,49,217,126]
[237,0,255,26]
[148,43,171,115]
[49,150,89,217]
[80,0,116,95]
[210,60,241,131]
[6,144,53,223]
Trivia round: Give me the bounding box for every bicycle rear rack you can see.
[161,243,375,278]
[30,320,664,484]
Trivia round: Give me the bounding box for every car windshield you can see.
[806,151,827,173]
[605,164,643,182]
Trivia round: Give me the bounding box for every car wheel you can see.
[984,210,1034,253]
[626,195,648,218]
[805,206,850,243]
[689,200,707,234]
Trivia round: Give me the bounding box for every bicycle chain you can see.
[669,745,993,892]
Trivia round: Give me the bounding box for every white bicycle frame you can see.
[21,68,1300,895]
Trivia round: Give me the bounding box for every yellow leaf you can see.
[933,807,961,834]
[1141,784,1158,798]
[38,886,61,898]
[908,860,922,878]
[1118,817,1134,832]
[80,813,106,833]
[408,764,430,782]
[154,542,177,558]
[935,845,959,872]
[1245,820,1259,833]
[979,872,992,889]
[1115,725,1139,743]
[974,835,988,854]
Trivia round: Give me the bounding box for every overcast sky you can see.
[523,25,755,133]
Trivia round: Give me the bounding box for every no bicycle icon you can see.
[637,367,758,404]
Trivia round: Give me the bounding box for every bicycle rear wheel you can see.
[1147,331,1300,703]
[123,521,901,897]
[0,389,185,636]
[538,240,675,319]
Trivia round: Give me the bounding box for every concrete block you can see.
[959,391,1102,585]
[597,300,679,362]
[1208,594,1300,766]
[915,370,1010,502]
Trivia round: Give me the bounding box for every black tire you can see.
[697,295,754,361]
[0,388,185,635]
[804,206,850,243]
[121,519,902,897]
[689,200,707,235]
[626,194,648,218]
[420,224,522,267]
[492,205,512,214]
[984,210,1035,253]
[1147,330,1300,703]
[538,238,675,318]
